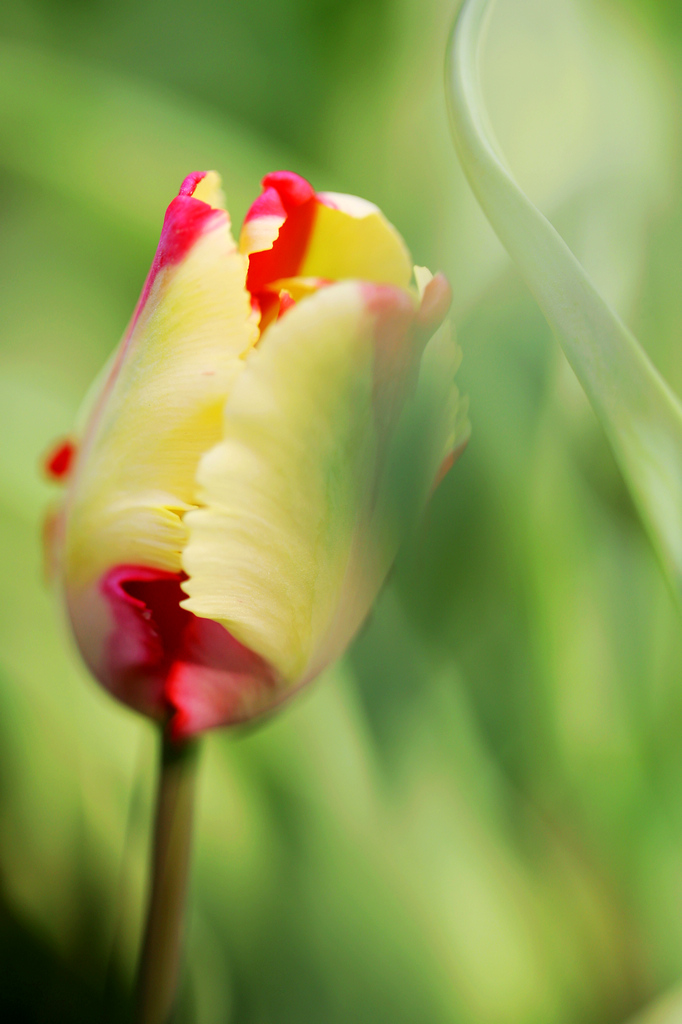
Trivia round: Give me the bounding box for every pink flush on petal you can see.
[166,617,277,740]
[100,565,276,737]
[363,283,425,438]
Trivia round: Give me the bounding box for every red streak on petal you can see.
[278,289,296,317]
[100,564,276,733]
[434,450,456,490]
[260,171,315,212]
[251,287,298,335]
[57,181,219,459]
[152,195,223,275]
[101,565,183,717]
[129,173,225,336]
[247,199,318,294]
[243,171,314,226]
[245,171,319,296]
[166,619,276,740]
[432,438,469,493]
[44,439,76,481]
[243,185,287,224]
[178,171,207,196]
[416,272,452,337]
[253,290,280,334]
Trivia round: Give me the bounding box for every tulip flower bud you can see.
[46,170,468,738]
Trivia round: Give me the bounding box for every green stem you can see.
[134,731,199,1024]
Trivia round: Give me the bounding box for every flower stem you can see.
[134,730,199,1024]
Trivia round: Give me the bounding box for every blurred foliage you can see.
[3,0,682,1021]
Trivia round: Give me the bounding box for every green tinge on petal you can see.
[181,282,382,685]
[447,0,682,599]
[181,281,465,687]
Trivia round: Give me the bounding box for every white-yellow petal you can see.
[63,174,257,591]
[180,278,462,693]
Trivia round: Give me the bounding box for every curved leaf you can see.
[447,0,682,599]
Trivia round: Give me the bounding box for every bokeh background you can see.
[2,0,682,1020]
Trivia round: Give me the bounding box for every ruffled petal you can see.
[242,171,413,298]
[180,277,460,701]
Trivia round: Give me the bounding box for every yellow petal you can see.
[63,174,257,592]
[242,172,414,295]
[239,214,284,257]
[300,199,413,287]
[180,278,459,693]
[191,170,227,209]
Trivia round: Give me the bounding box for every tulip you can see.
[47,169,468,740]
[45,169,468,1024]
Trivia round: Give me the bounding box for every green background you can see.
[2,0,682,1020]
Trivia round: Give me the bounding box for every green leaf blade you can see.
[447,0,682,598]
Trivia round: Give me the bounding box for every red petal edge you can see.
[44,439,77,481]
[101,565,276,738]
[246,171,319,298]
[129,172,225,336]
